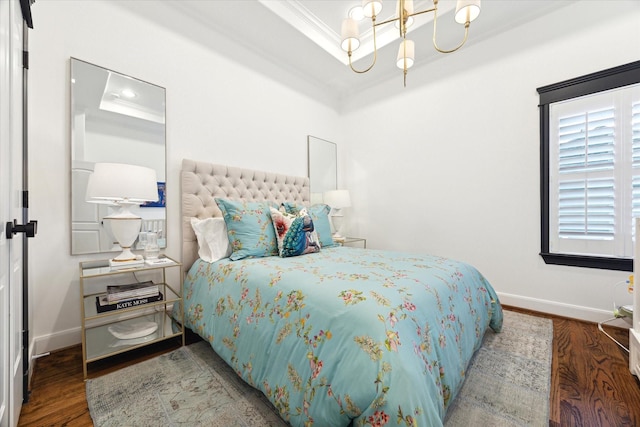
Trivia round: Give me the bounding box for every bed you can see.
[179,159,503,427]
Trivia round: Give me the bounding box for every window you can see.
[538,61,640,271]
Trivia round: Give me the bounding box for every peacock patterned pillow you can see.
[282,202,337,248]
[269,207,321,258]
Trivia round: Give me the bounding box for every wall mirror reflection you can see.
[307,136,337,204]
[70,58,166,255]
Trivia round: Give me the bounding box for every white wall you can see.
[341,1,640,323]
[28,1,341,353]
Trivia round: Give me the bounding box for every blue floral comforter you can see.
[180,247,502,426]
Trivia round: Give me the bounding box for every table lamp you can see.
[323,189,351,240]
[86,163,158,267]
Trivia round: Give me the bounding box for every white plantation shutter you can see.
[557,178,615,239]
[632,102,640,238]
[557,109,616,173]
[632,176,640,230]
[557,108,616,240]
[631,102,640,167]
[549,84,640,258]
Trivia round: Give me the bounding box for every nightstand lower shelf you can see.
[85,310,182,363]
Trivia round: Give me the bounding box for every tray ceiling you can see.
[113,0,578,107]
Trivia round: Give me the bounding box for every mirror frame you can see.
[307,135,337,204]
[70,58,167,255]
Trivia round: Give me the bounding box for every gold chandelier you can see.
[341,0,481,86]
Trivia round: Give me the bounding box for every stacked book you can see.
[96,280,163,313]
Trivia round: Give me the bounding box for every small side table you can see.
[338,237,367,248]
[79,256,184,379]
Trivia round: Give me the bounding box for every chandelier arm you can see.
[432,12,471,54]
[348,50,377,74]
[375,16,401,27]
[407,7,436,19]
[376,5,436,27]
[347,16,379,74]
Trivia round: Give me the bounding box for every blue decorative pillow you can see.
[270,207,320,257]
[215,198,278,260]
[282,202,337,248]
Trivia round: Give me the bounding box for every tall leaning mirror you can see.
[307,135,337,203]
[71,58,166,255]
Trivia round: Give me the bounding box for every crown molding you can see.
[258,0,347,64]
[259,0,456,67]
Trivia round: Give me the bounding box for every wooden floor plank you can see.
[18,309,640,426]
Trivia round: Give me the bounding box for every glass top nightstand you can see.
[336,237,367,248]
[78,256,184,379]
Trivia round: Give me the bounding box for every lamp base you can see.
[330,214,346,241]
[109,255,144,268]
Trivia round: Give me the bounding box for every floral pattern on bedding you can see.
[180,247,503,427]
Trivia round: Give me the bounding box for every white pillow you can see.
[190,217,232,263]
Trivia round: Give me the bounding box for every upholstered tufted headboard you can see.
[181,159,310,270]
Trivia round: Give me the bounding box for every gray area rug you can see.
[86,310,552,426]
[443,310,553,426]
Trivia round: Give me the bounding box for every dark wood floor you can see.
[17,308,640,427]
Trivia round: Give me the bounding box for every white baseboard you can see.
[33,327,81,355]
[28,340,35,386]
[32,294,627,354]
[630,329,640,378]
[497,292,632,329]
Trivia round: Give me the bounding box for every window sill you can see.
[540,252,632,271]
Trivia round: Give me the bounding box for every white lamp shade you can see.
[361,0,382,17]
[341,18,360,52]
[86,163,158,205]
[324,189,352,209]
[455,0,481,24]
[396,39,415,69]
[348,5,364,21]
[395,0,414,29]
[396,0,414,16]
